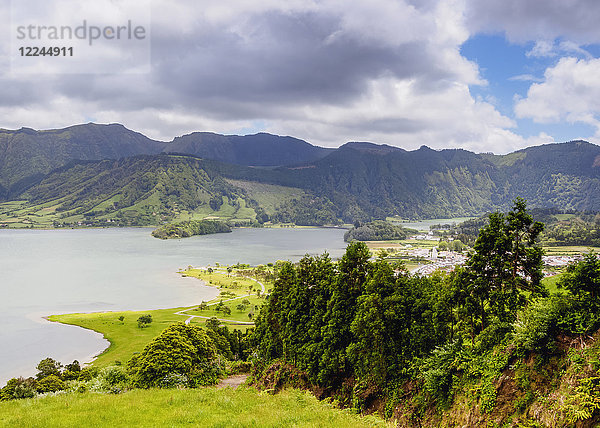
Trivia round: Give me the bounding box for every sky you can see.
[1,0,600,154]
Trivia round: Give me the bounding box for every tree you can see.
[37,374,65,393]
[127,323,218,388]
[319,242,371,384]
[457,198,545,334]
[62,360,81,381]
[451,239,464,252]
[1,377,37,400]
[222,306,232,316]
[137,314,153,328]
[559,252,600,302]
[36,358,62,380]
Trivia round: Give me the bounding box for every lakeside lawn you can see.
[49,307,205,367]
[0,387,390,428]
[49,265,272,368]
[181,268,271,295]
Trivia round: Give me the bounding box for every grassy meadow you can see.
[0,387,390,428]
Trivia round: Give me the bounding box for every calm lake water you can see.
[0,227,347,384]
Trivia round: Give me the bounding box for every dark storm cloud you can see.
[148,9,456,116]
[465,0,600,43]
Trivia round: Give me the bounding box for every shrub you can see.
[37,375,65,393]
[35,357,62,380]
[420,340,463,405]
[78,366,98,382]
[137,314,153,328]
[1,377,37,400]
[100,365,129,387]
[127,322,219,388]
[512,290,600,355]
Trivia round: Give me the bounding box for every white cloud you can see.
[526,40,592,59]
[526,40,557,58]
[515,57,600,139]
[509,74,543,83]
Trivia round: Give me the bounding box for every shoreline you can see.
[42,315,110,367]
[41,276,220,370]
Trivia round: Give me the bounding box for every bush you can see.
[35,357,62,380]
[78,366,98,382]
[137,314,153,328]
[1,377,37,400]
[37,375,65,393]
[512,290,600,356]
[127,322,219,388]
[420,340,464,405]
[100,366,129,387]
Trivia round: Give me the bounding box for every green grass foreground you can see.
[0,387,389,428]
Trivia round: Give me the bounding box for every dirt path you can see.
[216,374,248,389]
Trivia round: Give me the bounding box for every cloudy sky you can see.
[2,0,600,153]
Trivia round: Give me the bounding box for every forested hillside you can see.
[16,155,256,226]
[2,123,600,226]
[0,123,332,200]
[0,123,165,199]
[251,200,600,426]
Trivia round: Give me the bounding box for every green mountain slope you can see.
[493,140,600,211]
[262,143,503,220]
[0,123,167,198]
[3,123,600,225]
[0,124,333,200]
[7,156,252,227]
[0,155,316,228]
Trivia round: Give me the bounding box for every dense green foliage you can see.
[128,323,223,388]
[252,199,600,425]
[344,220,415,242]
[449,208,600,248]
[452,198,545,335]
[1,357,81,400]
[270,196,341,226]
[252,242,452,389]
[151,219,232,239]
[540,213,600,246]
[19,155,248,226]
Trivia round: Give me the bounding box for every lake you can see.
[0,227,347,384]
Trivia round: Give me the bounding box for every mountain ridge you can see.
[2,123,600,226]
